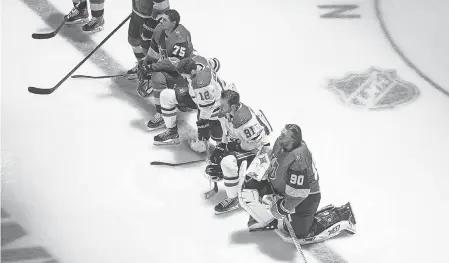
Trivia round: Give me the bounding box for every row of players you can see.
[68,0,357,245]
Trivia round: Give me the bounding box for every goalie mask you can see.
[279,124,302,151]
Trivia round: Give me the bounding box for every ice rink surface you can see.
[1,0,449,262]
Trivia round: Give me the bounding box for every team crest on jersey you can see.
[327,67,420,110]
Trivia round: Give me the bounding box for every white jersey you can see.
[220,103,270,152]
[187,55,228,120]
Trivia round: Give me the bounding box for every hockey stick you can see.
[32,16,68,39]
[150,159,206,167]
[71,73,133,79]
[28,13,132,95]
[284,216,308,263]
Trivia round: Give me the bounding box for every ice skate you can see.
[147,113,165,131]
[154,127,179,145]
[66,6,89,25]
[82,16,104,33]
[127,62,138,75]
[214,196,239,215]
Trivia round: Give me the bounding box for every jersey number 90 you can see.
[290,174,304,186]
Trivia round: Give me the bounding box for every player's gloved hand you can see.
[196,119,210,141]
[209,143,227,164]
[227,140,242,152]
[270,195,292,220]
[137,59,153,79]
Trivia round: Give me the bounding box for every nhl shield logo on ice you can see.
[327,67,420,110]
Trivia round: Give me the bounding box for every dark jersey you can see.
[147,24,194,72]
[268,139,320,212]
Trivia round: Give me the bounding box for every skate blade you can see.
[249,226,276,232]
[214,205,240,215]
[153,139,180,146]
[128,74,138,80]
[65,18,89,25]
[82,25,104,34]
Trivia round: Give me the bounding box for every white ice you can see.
[1,0,449,262]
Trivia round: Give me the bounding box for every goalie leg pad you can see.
[160,89,178,129]
[246,146,271,181]
[275,202,357,245]
[239,189,275,229]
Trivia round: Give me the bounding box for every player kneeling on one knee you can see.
[205,90,272,214]
[239,124,357,244]
[153,55,224,147]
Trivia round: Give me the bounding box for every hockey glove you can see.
[196,119,211,141]
[137,59,153,79]
[270,195,293,220]
[227,140,242,152]
[209,143,227,164]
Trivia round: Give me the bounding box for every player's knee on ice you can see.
[286,193,321,238]
[175,86,196,110]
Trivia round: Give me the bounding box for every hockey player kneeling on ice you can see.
[205,90,272,214]
[153,55,224,146]
[136,9,194,130]
[239,124,356,244]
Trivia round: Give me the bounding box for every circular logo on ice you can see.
[327,67,420,110]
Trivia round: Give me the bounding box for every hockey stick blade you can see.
[28,14,132,95]
[150,159,206,167]
[204,182,218,199]
[28,86,55,95]
[32,16,68,39]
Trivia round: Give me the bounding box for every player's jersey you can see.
[132,0,169,18]
[268,139,320,211]
[148,24,194,72]
[187,55,228,120]
[221,104,269,152]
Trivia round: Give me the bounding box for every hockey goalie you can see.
[238,124,356,245]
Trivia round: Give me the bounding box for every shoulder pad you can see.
[291,143,308,162]
[192,69,212,89]
[192,55,210,66]
[172,24,190,42]
[232,104,253,129]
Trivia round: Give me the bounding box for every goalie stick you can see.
[32,16,68,39]
[285,216,308,263]
[28,13,132,95]
[150,159,206,167]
